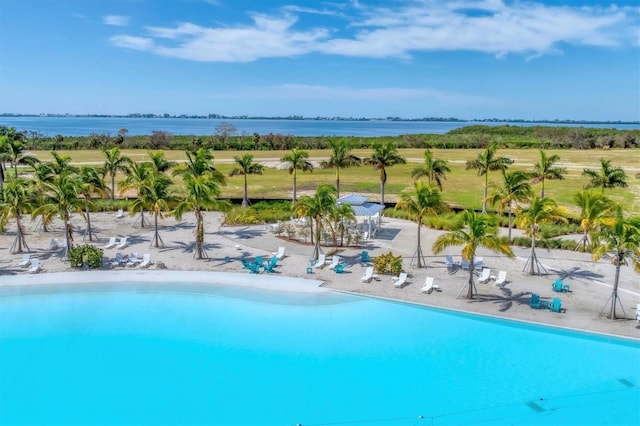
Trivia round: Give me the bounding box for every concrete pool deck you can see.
[1,211,639,339]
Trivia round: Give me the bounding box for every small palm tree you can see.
[395,182,447,268]
[465,144,513,213]
[173,148,228,259]
[411,149,451,191]
[120,161,152,228]
[516,196,569,275]
[572,190,615,251]
[102,147,131,201]
[292,184,337,260]
[582,158,628,193]
[592,206,640,320]
[139,172,175,248]
[433,210,513,299]
[320,138,361,199]
[3,134,39,179]
[229,154,264,208]
[0,178,35,253]
[79,166,108,242]
[281,148,313,201]
[148,150,175,174]
[531,150,566,198]
[487,169,533,241]
[365,141,406,206]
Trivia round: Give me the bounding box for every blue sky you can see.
[1,0,638,121]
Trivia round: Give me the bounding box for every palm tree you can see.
[329,202,356,247]
[31,169,84,259]
[395,182,447,268]
[432,210,513,299]
[292,184,337,260]
[572,190,614,251]
[530,150,566,198]
[281,148,313,201]
[229,154,264,208]
[487,169,533,241]
[148,150,175,174]
[102,147,131,201]
[173,148,228,259]
[0,178,35,253]
[411,149,451,191]
[79,166,108,242]
[1,129,39,180]
[320,138,361,199]
[465,144,513,213]
[119,161,152,228]
[582,158,628,193]
[138,172,175,248]
[365,141,406,206]
[592,206,640,320]
[516,196,569,275]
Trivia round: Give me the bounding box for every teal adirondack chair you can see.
[530,293,549,309]
[552,279,570,293]
[361,251,371,263]
[334,262,347,273]
[548,298,563,313]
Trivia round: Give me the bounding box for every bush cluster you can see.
[68,244,104,269]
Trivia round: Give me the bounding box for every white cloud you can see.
[109,1,639,61]
[103,15,130,26]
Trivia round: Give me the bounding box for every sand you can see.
[1,210,639,339]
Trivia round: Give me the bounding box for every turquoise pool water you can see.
[1,284,638,426]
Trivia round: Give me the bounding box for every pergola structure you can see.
[337,194,385,238]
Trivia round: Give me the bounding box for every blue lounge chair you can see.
[548,298,563,313]
[361,250,371,263]
[529,293,549,309]
[248,263,261,274]
[241,259,253,270]
[552,279,570,293]
[255,256,264,267]
[263,262,276,273]
[334,262,347,273]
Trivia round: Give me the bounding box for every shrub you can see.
[68,244,104,269]
[373,251,403,276]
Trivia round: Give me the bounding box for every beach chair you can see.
[334,262,347,274]
[138,254,151,268]
[477,268,491,284]
[474,257,484,271]
[635,304,640,323]
[361,250,371,263]
[548,297,563,313]
[111,252,126,267]
[255,256,264,267]
[48,238,60,250]
[248,263,261,274]
[361,266,374,283]
[552,278,570,293]
[103,237,117,249]
[494,270,507,286]
[328,255,341,270]
[393,272,408,288]
[314,253,327,269]
[263,262,276,273]
[529,293,549,309]
[115,237,128,250]
[18,253,31,267]
[461,259,470,270]
[420,276,436,294]
[272,246,285,260]
[28,258,41,274]
[241,259,253,270]
[445,255,454,269]
[126,253,139,267]
[116,209,124,218]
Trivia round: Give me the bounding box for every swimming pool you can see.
[1,273,638,426]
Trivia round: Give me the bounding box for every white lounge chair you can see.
[314,253,326,269]
[18,253,31,267]
[393,272,408,288]
[474,257,484,271]
[420,276,436,293]
[115,237,128,250]
[445,255,454,269]
[48,239,59,250]
[494,270,507,286]
[478,268,491,284]
[461,259,470,270]
[111,252,126,267]
[328,255,340,270]
[126,253,139,267]
[138,253,151,268]
[28,258,41,273]
[272,246,285,260]
[103,237,117,249]
[360,266,374,283]
[116,209,124,218]
[635,303,640,323]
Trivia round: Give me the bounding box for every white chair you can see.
[328,255,340,270]
[361,266,374,283]
[445,255,454,269]
[111,252,126,267]
[494,270,507,286]
[18,253,31,267]
[116,209,124,218]
[474,257,484,271]
[28,258,41,273]
[48,239,59,250]
[272,246,285,260]
[314,253,326,269]
[103,237,117,249]
[393,272,408,288]
[126,253,139,267]
[420,276,435,293]
[461,259,470,270]
[635,304,640,323]
[115,237,128,250]
[138,253,151,268]
[478,268,491,284]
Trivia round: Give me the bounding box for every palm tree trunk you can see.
[64,212,73,260]
[111,174,116,201]
[467,255,475,299]
[507,210,513,241]
[482,173,488,213]
[336,168,340,200]
[195,209,204,259]
[540,178,545,198]
[529,234,537,275]
[85,203,93,242]
[153,213,160,247]
[293,170,297,202]
[12,214,28,253]
[140,210,146,228]
[312,216,322,260]
[242,174,249,208]
[609,255,622,319]
[416,219,423,268]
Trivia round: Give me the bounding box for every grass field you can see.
[25,148,640,214]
